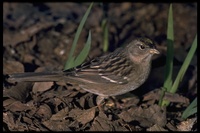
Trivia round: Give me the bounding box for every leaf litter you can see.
[3,3,197,131]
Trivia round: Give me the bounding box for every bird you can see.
[8,37,159,104]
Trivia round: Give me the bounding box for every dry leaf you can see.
[32,82,54,93]
[50,107,69,121]
[3,61,24,75]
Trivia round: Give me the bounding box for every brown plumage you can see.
[8,37,159,99]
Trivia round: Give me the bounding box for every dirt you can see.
[3,3,197,131]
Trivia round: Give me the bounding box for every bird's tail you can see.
[8,71,66,82]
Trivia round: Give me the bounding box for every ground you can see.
[3,3,197,131]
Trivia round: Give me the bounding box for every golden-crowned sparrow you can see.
[8,37,159,102]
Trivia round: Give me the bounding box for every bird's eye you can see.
[139,45,145,50]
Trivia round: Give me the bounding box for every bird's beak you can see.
[149,49,160,54]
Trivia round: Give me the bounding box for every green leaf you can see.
[170,34,197,93]
[64,2,93,70]
[161,34,197,106]
[181,97,197,119]
[160,4,174,106]
[164,3,174,91]
[65,56,75,70]
[101,19,109,52]
[74,31,91,67]
[160,3,197,107]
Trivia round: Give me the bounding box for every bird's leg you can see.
[96,95,107,105]
[95,95,107,111]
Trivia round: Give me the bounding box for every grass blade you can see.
[64,2,93,70]
[181,97,197,119]
[160,4,174,106]
[101,19,109,52]
[74,30,91,67]
[164,4,174,91]
[170,35,197,93]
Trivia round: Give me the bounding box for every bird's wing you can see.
[65,50,133,85]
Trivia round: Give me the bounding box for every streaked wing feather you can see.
[69,50,133,85]
[70,70,128,84]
